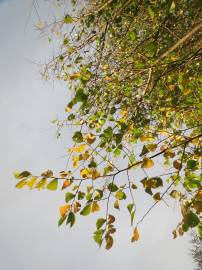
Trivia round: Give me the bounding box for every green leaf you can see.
[78,191,85,200]
[131,211,135,225]
[140,145,149,157]
[108,183,118,192]
[96,218,106,230]
[147,6,154,19]
[64,14,73,24]
[185,212,200,228]
[66,212,76,227]
[145,187,153,195]
[93,229,104,247]
[115,190,126,200]
[58,215,66,227]
[13,171,20,179]
[86,193,93,201]
[187,160,198,170]
[15,179,27,189]
[47,178,58,191]
[80,204,91,216]
[35,178,47,190]
[72,131,83,143]
[127,203,134,214]
[129,31,137,41]
[114,200,120,210]
[65,192,75,203]
[197,224,202,239]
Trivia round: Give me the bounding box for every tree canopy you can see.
[14,0,202,249]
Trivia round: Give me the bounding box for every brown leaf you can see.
[105,235,113,250]
[173,160,182,170]
[153,192,161,201]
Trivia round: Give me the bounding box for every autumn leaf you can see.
[105,235,114,250]
[91,201,100,213]
[153,192,161,201]
[41,170,53,178]
[26,177,38,189]
[69,73,80,80]
[170,190,180,199]
[131,227,139,242]
[141,158,154,169]
[62,180,71,190]
[91,169,100,180]
[60,204,70,217]
[173,160,182,170]
[86,133,96,144]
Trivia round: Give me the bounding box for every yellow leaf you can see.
[80,168,90,178]
[70,144,86,153]
[72,184,79,191]
[141,158,154,169]
[92,169,100,180]
[59,171,70,178]
[26,177,38,190]
[82,151,90,161]
[91,201,100,213]
[59,204,70,217]
[65,106,71,113]
[72,156,79,168]
[131,227,139,242]
[170,190,180,199]
[69,73,80,80]
[164,149,175,158]
[15,179,27,189]
[140,134,154,142]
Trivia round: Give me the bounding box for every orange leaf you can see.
[62,180,71,190]
[131,227,139,242]
[141,158,154,169]
[59,204,70,217]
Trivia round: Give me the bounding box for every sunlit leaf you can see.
[59,204,70,217]
[141,158,154,169]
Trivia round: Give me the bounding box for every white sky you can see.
[0,1,194,269]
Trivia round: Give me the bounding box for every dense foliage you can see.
[14,0,202,249]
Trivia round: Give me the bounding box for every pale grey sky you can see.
[0,1,194,270]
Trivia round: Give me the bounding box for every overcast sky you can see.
[0,1,195,270]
